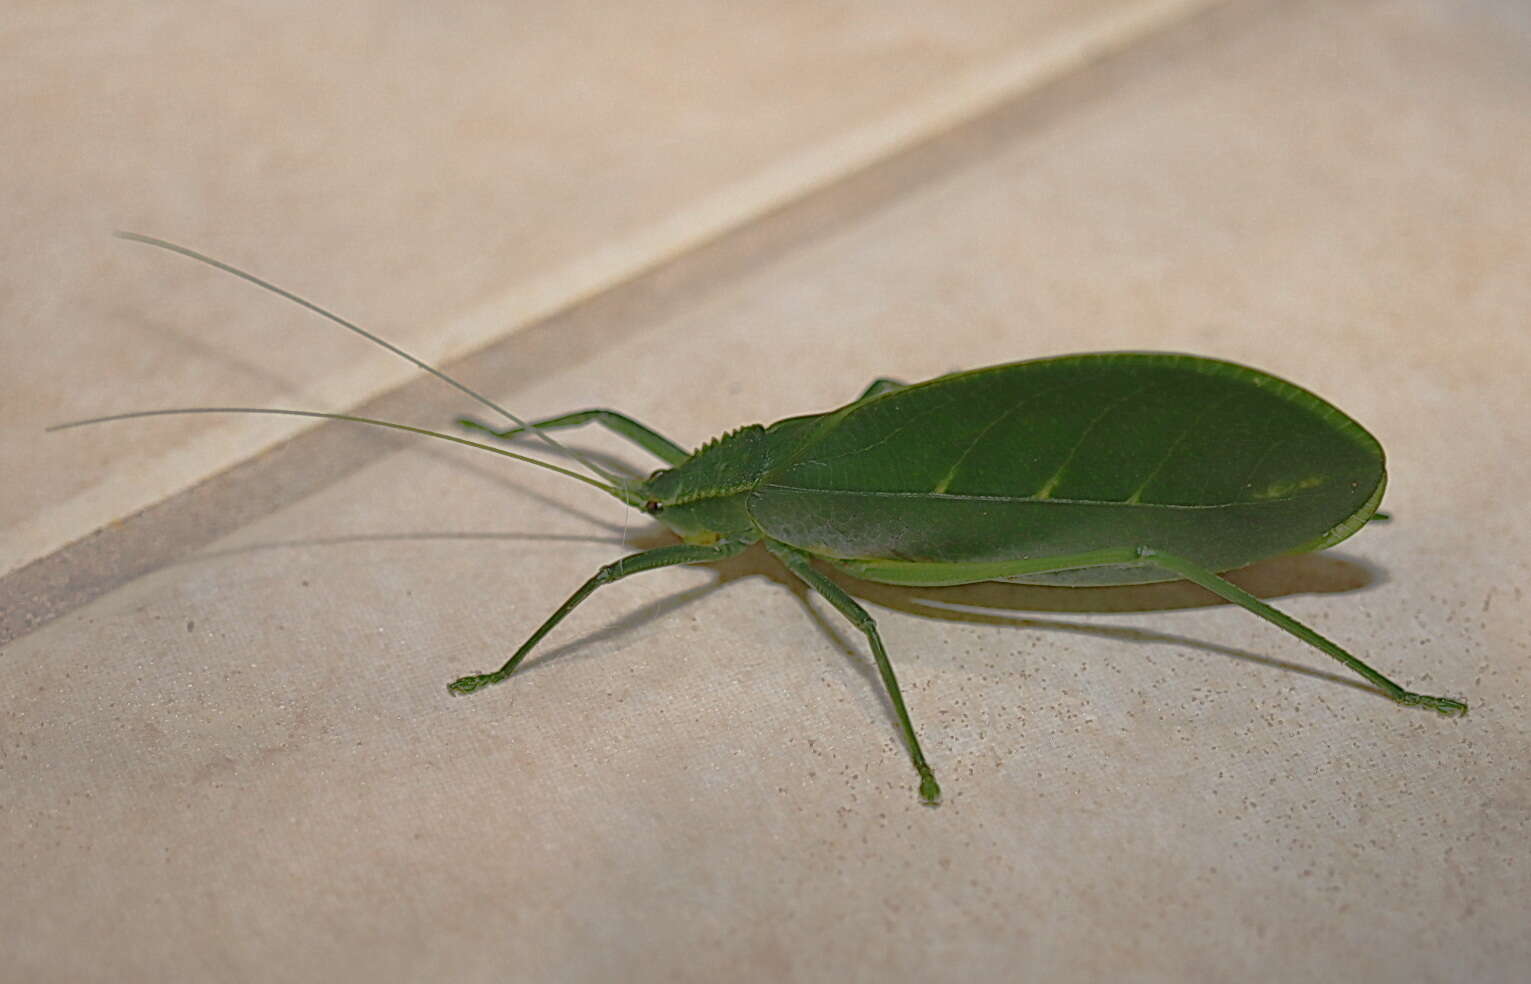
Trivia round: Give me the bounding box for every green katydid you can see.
[57,234,1468,805]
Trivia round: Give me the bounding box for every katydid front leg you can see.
[450,541,747,693]
[458,409,690,465]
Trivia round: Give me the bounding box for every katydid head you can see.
[634,487,758,545]
[630,426,770,545]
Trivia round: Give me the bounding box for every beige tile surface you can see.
[5,0,1530,980]
[1,0,1210,576]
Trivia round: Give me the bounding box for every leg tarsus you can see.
[1396,692,1468,716]
[447,671,504,694]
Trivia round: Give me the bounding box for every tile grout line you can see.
[0,0,1235,645]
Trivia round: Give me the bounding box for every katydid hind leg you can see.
[853,377,906,402]
[1135,548,1467,715]
[765,540,941,805]
[844,544,1466,716]
[458,409,690,465]
[449,541,745,693]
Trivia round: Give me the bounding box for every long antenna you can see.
[49,407,644,505]
[113,232,625,487]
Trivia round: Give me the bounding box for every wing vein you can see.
[930,381,1077,494]
[1032,382,1159,499]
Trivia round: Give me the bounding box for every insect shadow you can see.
[171,515,1390,734]
[175,462,633,569]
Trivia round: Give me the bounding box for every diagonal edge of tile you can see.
[0,0,1234,644]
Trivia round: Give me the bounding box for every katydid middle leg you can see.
[765,539,941,804]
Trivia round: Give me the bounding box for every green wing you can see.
[747,353,1385,584]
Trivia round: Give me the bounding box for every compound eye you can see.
[643,500,664,515]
